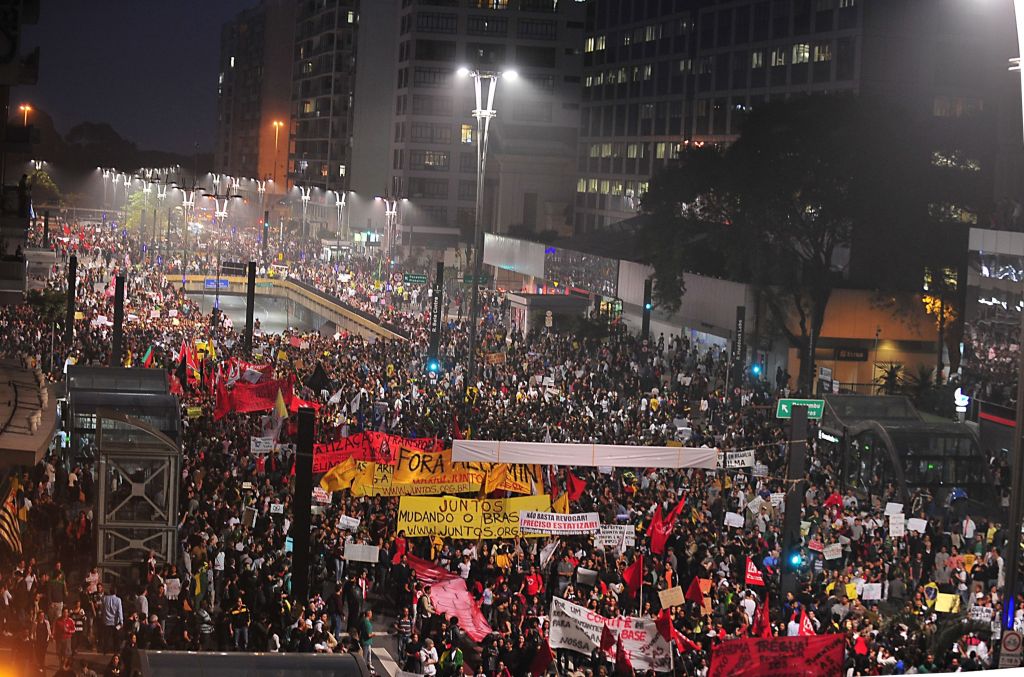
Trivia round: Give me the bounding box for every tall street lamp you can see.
[299,185,312,248]
[330,189,347,244]
[999,0,1024,637]
[456,66,517,390]
[122,174,132,227]
[376,196,399,262]
[18,103,31,127]
[273,120,285,186]
[203,191,242,323]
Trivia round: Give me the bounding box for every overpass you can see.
[181,274,408,342]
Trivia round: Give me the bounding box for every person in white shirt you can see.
[962,515,977,541]
[421,638,439,676]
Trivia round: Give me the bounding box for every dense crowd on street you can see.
[0,215,1015,677]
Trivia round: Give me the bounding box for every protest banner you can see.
[407,555,491,641]
[659,586,685,609]
[889,513,906,538]
[312,433,444,472]
[770,492,785,507]
[164,579,181,600]
[186,406,202,419]
[518,511,601,535]
[397,494,550,539]
[970,606,994,623]
[724,449,755,468]
[596,524,636,551]
[548,597,673,672]
[337,515,361,531]
[746,496,765,514]
[709,635,844,677]
[312,487,331,505]
[343,542,380,563]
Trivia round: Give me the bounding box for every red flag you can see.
[614,633,633,676]
[549,466,560,500]
[529,638,555,676]
[452,414,463,441]
[798,608,815,636]
[214,379,231,421]
[566,470,587,501]
[685,576,705,605]
[745,557,765,586]
[754,592,772,639]
[622,555,643,595]
[655,609,673,642]
[650,495,686,555]
[600,624,616,653]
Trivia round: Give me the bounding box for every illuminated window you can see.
[348,11,356,23]
[611,181,624,196]
[678,59,692,73]
[793,44,810,64]
[931,150,981,172]
[585,37,595,53]
[587,178,598,193]
[771,48,786,67]
[644,24,662,42]
[627,143,640,159]
[596,35,606,50]
[577,178,587,193]
[839,0,856,7]
[623,32,632,46]
[230,56,235,68]
[813,42,832,62]
[751,50,764,68]
[599,180,610,194]
[339,164,346,176]
[460,124,474,144]
[589,144,601,158]
[302,100,314,114]
[601,143,612,158]
[655,142,666,159]
[642,64,653,80]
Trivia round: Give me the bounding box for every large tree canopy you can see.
[640,95,932,390]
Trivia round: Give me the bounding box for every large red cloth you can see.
[566,470,587,501]
[622,555,643,595]
[650,495,686,555]
[312,433,443,472]
[230,378,294,414]
[406,555,492,642]
[710,635,844,677]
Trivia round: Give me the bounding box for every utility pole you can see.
[1002,303,1024,632]
[780,405,808,600]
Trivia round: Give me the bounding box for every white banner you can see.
[823,544,843,560]
[519,511,601,535]
[724,449,755,469]
[548,597,673,672]
[725,512,745,528]
[344,541,380,563]
[452,440,718,470]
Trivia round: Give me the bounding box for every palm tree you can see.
[874,362,903,395]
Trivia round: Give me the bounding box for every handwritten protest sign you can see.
[659,586,685,609]
[397,495,550,539]
[519,511,601,535]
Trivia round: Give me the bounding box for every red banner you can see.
[710,635,844,677]
[312,432,443,473]
[406,554,492,642]
[229,378,294,414]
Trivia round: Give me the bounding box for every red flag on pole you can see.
[650,495,687,554]
[754,592,773,638]
[745,557,765,586]
[685,576,705,605]
[529,637,555,676]
[600,624,616,654]
[566,470,587,501]
[214,379,231,421]
[798,608,815,636]
[622,555,643,595]
[614,632,634,675]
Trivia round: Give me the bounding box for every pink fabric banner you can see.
[407,554,492,642]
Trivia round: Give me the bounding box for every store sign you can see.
[834,348,868,361]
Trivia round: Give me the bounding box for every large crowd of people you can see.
[0,215,1015,677]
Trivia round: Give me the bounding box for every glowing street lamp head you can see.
[272,120,284,129]
[456,66,470,78]
[503,70,519,81]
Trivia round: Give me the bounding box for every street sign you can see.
[204,278,229,289]
[462,273,493,285]
[1001,630,1023,668]
[404,273,428,285]
[775,398,825,420]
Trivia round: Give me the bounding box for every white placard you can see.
[338,515,361,531]
[970,606,994,623]
[168,309,178,318]
[150,310,160,319]
[823,544,843,560]
[312,487,331,505]
[725,512,745,528]
[344,541,380,563]
[862,583,883,601]
[250,436,276,455]
[753,462,768,477]
[519,511,601,535]
[907,518,927,533]
[725,449,755,469]
[770,492,785,507]
[884,502,904,516]
[270,503,284,514]
[889,513,905,538]
[596,524,635,550]
[164,579,181,600]
[746,496,765,514]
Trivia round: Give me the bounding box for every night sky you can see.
[14,0,258,155]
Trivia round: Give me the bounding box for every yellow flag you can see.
[553,492,569,514]
[274,388,289,420]
[319,458,358,493]
[484,464,509,495]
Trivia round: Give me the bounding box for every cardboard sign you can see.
[312,487,331,504]
[746,496,765,514]
[548,597,673,672]
[270,503,284,514]
[861,583,883,601]
[823,544,842,560]
[770,492,785,507]
[884,502,904,516]
[725,449,755,468]
[519,511,601,535]
[970,605,994,623]
[344,541,380,563]
[725,512,745,528]
[907,517,927,533]
[936,592,960,613]
[659,586,685,609]
[338,515,361,531]
[753,462,768,477]
[889,513,905,539]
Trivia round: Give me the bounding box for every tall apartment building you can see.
[215,0,296,185]
[575,0,1013,259]
[289,0,360,194]
[388,0,586,247]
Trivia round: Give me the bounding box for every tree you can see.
[28,168,62,208]
[641,96,930,391]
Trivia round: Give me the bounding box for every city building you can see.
[215,0,296,186]
[387,0,586,248]
[289,0,360,194]
[575,0,1016,261]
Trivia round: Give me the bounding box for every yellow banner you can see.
[346,447,541,497]
[397,494,551,539]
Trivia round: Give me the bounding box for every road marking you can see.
[373,646,401,677]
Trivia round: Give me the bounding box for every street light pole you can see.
[457,67,517,390]
[299,185,312,246]
[273,120,284,187]
[1001,0,1024,637]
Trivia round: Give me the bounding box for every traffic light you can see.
[786,549,804,570]
[751,363,762,377]
[426,357,441,374]
[642,278,652,340]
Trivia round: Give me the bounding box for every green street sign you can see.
[403,273,429,285]
[462,273,493,285]
[775,398,825,420]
